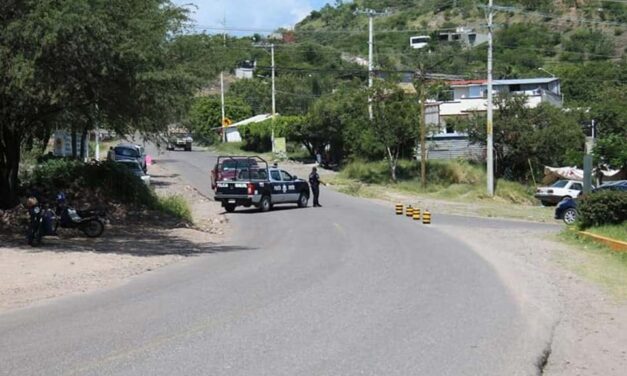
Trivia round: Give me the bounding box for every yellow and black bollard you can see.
[413,208,421,221]
[422,209,432,224]
[406,205,414,217]
[395,203,404,215]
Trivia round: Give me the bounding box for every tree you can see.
[369,82,419,182]
[187,96,252,143]
[460,94,585,181]
[0,0,196,209]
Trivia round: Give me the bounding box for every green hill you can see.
[292,0,625,83]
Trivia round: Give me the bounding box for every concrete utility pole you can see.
[486,0,495,196]
[419,83,427,189]
[221,16,227,142]
[355,9,387,120]
[271,43,276,152]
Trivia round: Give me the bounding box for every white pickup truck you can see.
[534,180,584,206]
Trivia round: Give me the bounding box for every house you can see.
[438,27,489,49]
[234,60,256,80]
[224,114,274,143]
[420,77,563,160]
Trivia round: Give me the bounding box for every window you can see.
[551,180,568,188]
[570,183,582,191]
[468,86,483,98]
[280,171,293,181]
[270,170,281,181]
[114,147,138,158]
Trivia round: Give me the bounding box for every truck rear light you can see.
[247,183,254,195]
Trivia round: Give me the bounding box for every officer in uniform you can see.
[309,167,325,207]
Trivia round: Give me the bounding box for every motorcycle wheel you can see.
[81,219,104,238]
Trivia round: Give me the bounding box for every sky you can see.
[173,0,332,35]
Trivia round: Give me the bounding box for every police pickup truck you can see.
[214,156,310,213]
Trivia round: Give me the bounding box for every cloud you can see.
[175,0,326,34]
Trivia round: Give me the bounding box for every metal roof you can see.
[494,77,559,85]
[451,77,559,87]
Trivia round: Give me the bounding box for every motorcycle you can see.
[26,193,107,246]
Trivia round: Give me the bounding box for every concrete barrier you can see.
[578,231,627,252]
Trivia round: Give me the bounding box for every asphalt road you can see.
[0,148,554,376]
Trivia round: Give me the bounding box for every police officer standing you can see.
[309,167,325,207]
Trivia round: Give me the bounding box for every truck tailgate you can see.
[215,181,250,196]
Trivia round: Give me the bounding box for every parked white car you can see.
[534,179,584,206]
[116,160,151,186]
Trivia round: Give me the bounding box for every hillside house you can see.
[437,27,489,49]
[420,77,563,160]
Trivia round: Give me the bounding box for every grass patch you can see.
[558,229,627,299]
[155,195,193,223]
[585,224,627,242]
[339,159,537,205]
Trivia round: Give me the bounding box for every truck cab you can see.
[214,156,310,212]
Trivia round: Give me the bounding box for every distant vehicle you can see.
[534,179,584,206]
[214,156,310,213]
[211,157,259,190]
[167,132,193,152]
[114,143,146,173]
[116,160,151,185]
[554,180,626,225]
[410,35,430,49]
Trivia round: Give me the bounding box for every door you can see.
[280,170,300,202]
[269,169,285,203]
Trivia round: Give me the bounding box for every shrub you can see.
[578,191,627,229]
[26,159,156,207]
[156,195,192,223]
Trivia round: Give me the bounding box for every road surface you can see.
[0,148,556,375]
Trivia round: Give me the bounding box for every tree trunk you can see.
[386,146,397,182]
[80,126,88,160]
[71,127,78,159]
[0,126,22,209]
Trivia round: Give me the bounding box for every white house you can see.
[420,77,563,160]
[224,114,274,143]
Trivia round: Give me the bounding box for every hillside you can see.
[293,0,626,84]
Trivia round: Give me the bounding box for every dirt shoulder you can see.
[0,163,227,313]
[437,219,626,375]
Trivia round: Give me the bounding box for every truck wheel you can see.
[297,192,309,208]
[259,196,272,212]
[186,145,192,152]
[224,204,236,213]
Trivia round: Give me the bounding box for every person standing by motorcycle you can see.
[309,167,326,207]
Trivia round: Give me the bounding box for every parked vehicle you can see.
[26,193,106,246]
[167,132,193,151]
[114,143,146,173]
[211,157,259,190]
[116,160,151,185]
[213,156,310,213]
[535,179,584,206]
[554,180,627,225]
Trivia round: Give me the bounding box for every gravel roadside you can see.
[438,223,627,376]
[0,163,227,313]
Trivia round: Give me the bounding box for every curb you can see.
[577,231,627,252]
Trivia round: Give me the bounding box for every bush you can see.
[26,159,156,207]
[578,191,627,229]
[156,195,192,223]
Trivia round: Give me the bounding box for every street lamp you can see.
[537,67,556,78]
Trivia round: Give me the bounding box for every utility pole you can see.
[220,15,227,142]
[355,9,387,120]
[271,43,276,153]
[368,12,374,119]
[486,0,495,196]
[419,80,427,189]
